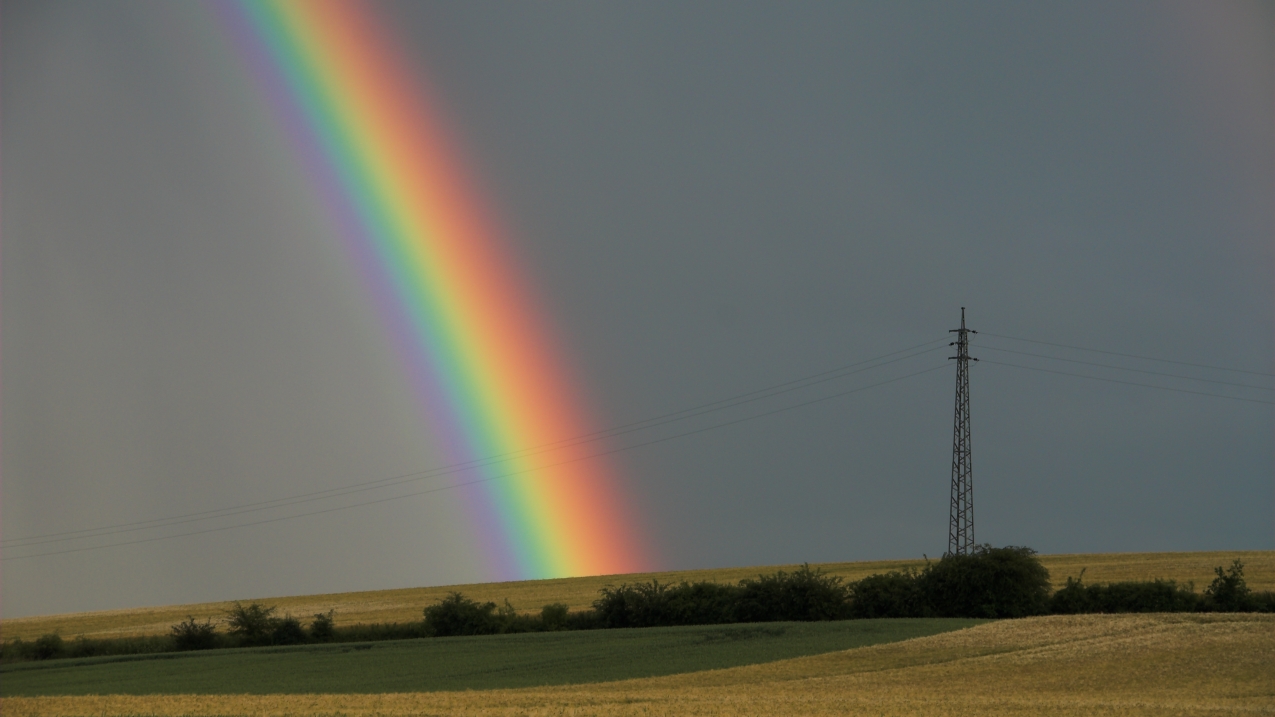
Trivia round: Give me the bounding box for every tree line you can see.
[4,547,1269,662]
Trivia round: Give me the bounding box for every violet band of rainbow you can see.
[218,0,648,580]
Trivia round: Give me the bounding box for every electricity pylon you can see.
[947,308,977,556]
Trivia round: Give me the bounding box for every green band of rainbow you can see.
[221,0,648,579]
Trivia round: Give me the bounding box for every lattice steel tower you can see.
[947,308,977,556]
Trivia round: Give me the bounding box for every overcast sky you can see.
[3,0,1271,619]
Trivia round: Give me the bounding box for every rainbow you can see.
[218,0,648,580]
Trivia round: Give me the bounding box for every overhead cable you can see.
[2,363,950,561]
[981,332,1274,378]
[982,359,1275,405]
[4,338,951,549]
[979,345,1273,391]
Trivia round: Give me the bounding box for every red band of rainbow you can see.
[219,0,648,580]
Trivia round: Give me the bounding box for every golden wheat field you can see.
[3,550,1270,641]
[6,613,1272,716]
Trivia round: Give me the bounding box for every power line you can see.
[10,330,1268,557]
[981,332,1274,378]
[982,359,1275,405]
[3,339,948,548]
[979,346,1273,391]
[2,363,951,561]
[3,337,949,548]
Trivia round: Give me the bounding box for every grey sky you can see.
[3,0,1271,619]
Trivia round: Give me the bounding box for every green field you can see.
[1,618,978,696]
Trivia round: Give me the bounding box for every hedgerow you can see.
[4,552,1267,664]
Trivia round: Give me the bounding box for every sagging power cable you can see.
[4,338,951,549]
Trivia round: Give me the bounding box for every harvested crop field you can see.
[6,613,1271,716]
[3,550,1269,641]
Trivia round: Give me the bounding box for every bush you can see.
[170,616,219,651]
[849,569,929,618]
[540,603,570,631]
[310,611,336,641]
[1250,591,1275,613]
[593,580,674,628]
[226,602,280,646]
[1047,573,1093,614]
[919,545,1050,618]
[736,564,852,622]
[496,599,542,633]
[272,616,308,645]
[330,621,427,642]
[1204,559,1253,612]
[0,639,29,663]
[664,581,738,625]
[594,580,740,628]
[1102,580,1198,612]
[594,566,852,628]
[423,592,501,637]
[32,634,65,660]
[1049,573,1199,614]
[562,608,604,631]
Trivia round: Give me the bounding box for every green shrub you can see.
[226,602,280,646]
[330,621,426,642]
[1047,573,1093,614]
[272,616,308,645]
[1204,559,1253,612]
[540,603,570,631]
[736,564,852,622]
[67,635,104,658]
[1098,580,1198,612]
[496,599,542,633]
[593,580,673,628]
[171,616,219,651]
[562,608,604,631]
[1250,591,1275,613]
[664,581,738,625]
[32,634,65,660]
[594,580,742,628]
[423,592,501,637]
[1049,573,1199,614]
[310,611,336,641]
[594,566,852,628]
[1,638,32,663]
[919,545,1050,618]
[849,569,929,618]
[4,633,180,663]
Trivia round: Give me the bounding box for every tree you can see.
[310,610,336,641]
[170,616,219,651]
[920,545,1051,618]
[271,616,308,645]
[423,592,500,637]
[736,564,852,622]
[32,634,65,660]
[540,603,570,631]
[849,569,929,618]
[225,602,280,646]
[1205,559,1252,612]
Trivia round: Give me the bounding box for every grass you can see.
[6,613,1269,716]
[0,618,976,697]
[3,550,1268,642]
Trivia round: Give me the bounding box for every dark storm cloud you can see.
[3,0,1271,617]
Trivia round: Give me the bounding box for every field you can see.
[3,550,1270,641]
[0,619,977,696]
[5,613,1271,716]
